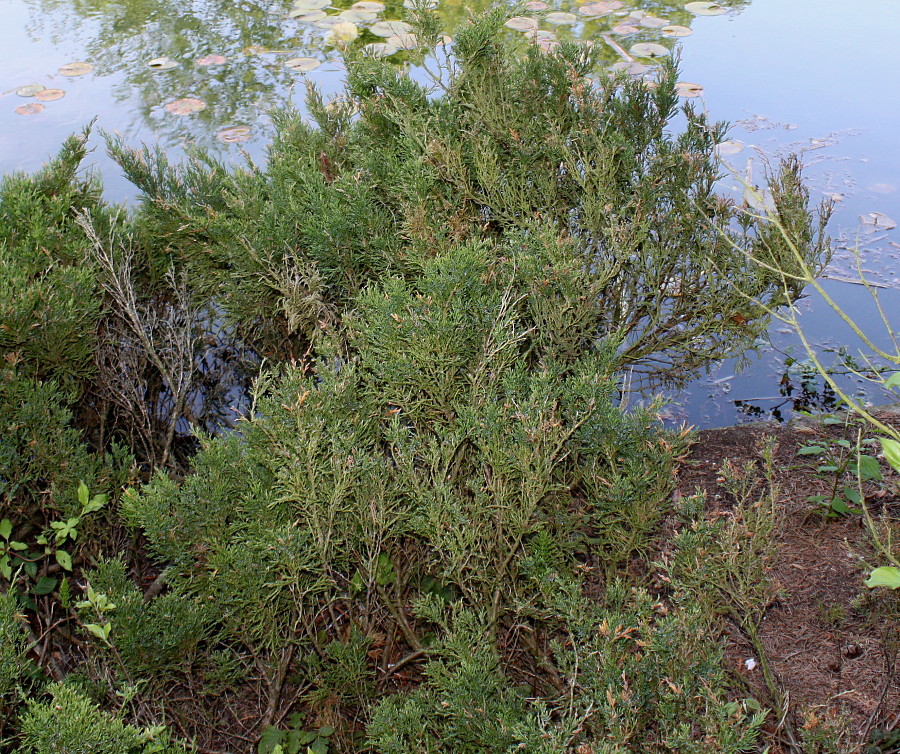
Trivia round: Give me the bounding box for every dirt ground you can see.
[674,409,900,752]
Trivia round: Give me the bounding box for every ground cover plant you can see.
[0,6,836,752]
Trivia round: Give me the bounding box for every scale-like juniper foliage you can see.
[110,6,829,385]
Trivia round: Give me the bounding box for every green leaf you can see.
[82,493,107,514]
[822,416,844,425]
[829,497,848,515]
[55,549,72,571]
[883,373,900,391]
[8,540,28,551]
[77,481,89,507]
[880,438,900,473]
[258,726,285,754]
[84,622,111,641]
[34,576,57,595]
[797,445,826,456]
[817,465,839,473]
[318,727,335,738]
[842,487,862,505]
[853,455,882,481]
[835,439,851,449]
[0,519,11,540]
[0,554,11,580]
[865,566,900,589]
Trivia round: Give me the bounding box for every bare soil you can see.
[674,409,900,752]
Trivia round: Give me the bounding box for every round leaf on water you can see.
[353,0,385,10]
[217,126,252,144]
[685,1,726,15]
[544,11,577,24]
[524,28,556,40]
[386,32,418,50]
[35,88,65,101]
[314,17,344,28]
[284,56,322,72]
[293,0,330,9]
[537,37,559,52]
[196,54,227,66]
[661,24,693,37]
[868,183,897,194]
[288,9,327,21]
[147,56,178,70]
[715,140,743,156]
[611,24,638,34]
[505,16,538,31]
[164,97,207,115]
[369,20,413,37]
[58,62,93,76]
[639,15,668,28]
[630,42,669,58]
[611,60,647,75]
[524,0,548,9]
[675,81,703,97]
[327,21,360,45]
[338,9,375,22]
[15,103,44,115]
[16,84,45,97]
[363,42,398,57]
[577,0,621,14]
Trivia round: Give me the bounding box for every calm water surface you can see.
[1,0,898,426]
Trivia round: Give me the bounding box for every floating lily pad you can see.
[685,1,726,15]
[675,81,703,97]
[15,103,45,115]
[217,126,252,144]
[338,9,375,22]
[16,84,45,97]
[196,54,227,66]
[284,56,322,72]
[868,183,897,194]
[505,16,538,31]
[147,56,178,70]
[370,20,413,37]
[363,42,398,57]
[524,0,548,9]
[661,24,693,37]
[537,37,559,52]
[524,28,557,40]
[164,97,207,115]
[314,17,344,28]
[35,88,65,101]
[353,0,385,10]
[611,24,638,34]
[293,0,330,9]
[639,15,668,28]
[578,2,614,16]
[611,60,647,76]
[288,8,327,21]
[328,21,360,44]
[860,211,897,231]
[386,32,418,49]
[715,140,743,156]
[58,62,93,76]
[544,11,577,24]
[629,42,669,58]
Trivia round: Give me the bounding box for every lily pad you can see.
[629,42,669,58]
[217,126,252,144]
[16,84,46,97]
[386,32,419,50]
[353,0,385,10]
[544,11,578,24]
[524,0,548,9]
[338,9,375,22]
[288,8,327,21]
[685,1,726,15]
[15,103,44,115]
[34,88,65,101]
[327,21,360,44]
[58,62,93,76]
[293,0,330,9]
[314,17,344,28]
[363,42,398,57]
[675,81,703,97]
[577,2,612,16]
[639,15,668,28]
[661,24,693,37]
[611,24,638,34]
[610,60,647,76]
[524,28,557,41]
[537,37,559,52]
[868,183,897,194]
[369,20,413,37]
[147,56,178,70]
[164,97,207,115]
[715,140,743,156]
[284,57,322,72]
[860,211,897,231]
[505,16,538,31]
[196,54,227,66]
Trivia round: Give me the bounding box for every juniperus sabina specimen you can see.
[0,6,828,751]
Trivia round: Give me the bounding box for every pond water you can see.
[2,0,898,427]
